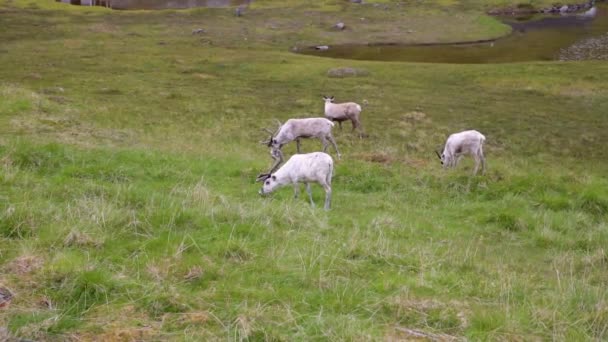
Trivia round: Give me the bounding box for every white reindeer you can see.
[258,152,334,210]
[261,118,340,174]
[436,130,486,175]
[323,96,364,137]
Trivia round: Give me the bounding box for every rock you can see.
[333,22,345,30]
[560,5,568,13]
[351,0,362,3]
[235,6,244,17]
[315,45,329,51]
[0,287,12,308]
[327,67,370,78]
[192,28,206,35]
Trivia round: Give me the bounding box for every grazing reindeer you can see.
[260,118,341,175]
[435,130,486,175]
[257,152,334,210]
[323,96,364,137]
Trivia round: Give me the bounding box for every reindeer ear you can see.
[435,151,442,160]
[330,96,335,100]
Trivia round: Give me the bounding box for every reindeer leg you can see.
[294,183,300,198]
[472,154,480,175]
[352,118,364,138]
[454,155,463,168]
[296,138,302,154]
[327,134,341,160]
[321,137,329,153]
[306,183,314,206]
[356,120,364,138]
[323,183,332,210]
[480,147,486,175]
[338,121,343,130]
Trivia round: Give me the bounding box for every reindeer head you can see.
[257,173,278,195]
[322,95,335,103]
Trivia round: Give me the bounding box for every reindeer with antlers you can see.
[257,118,341,180]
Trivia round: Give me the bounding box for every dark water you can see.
[299,5,608,63]
[57,0,251,10]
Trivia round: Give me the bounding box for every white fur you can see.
[270,117,341,159]
[260,152,334,210]
[439,130,486,175]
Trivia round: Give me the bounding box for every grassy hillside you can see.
[1,0,607,340]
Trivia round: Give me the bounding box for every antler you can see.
[256,173,271,182]
[435,150,442,160]
[268,148,283,173]
[273,119,282,131]
[259,128,275,145]
[259,120,282,146]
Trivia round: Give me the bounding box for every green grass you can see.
[1,0,608,340]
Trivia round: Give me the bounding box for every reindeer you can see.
[260,118,340,175]
[435,130,486,175]
[323,96,364,137]
[257,152,334,210]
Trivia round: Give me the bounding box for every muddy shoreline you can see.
[488,0,600,15]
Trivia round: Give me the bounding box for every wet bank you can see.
[56,0,251,10]
[298,4,608,64]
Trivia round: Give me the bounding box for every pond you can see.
[298,4,608,64]
[56,0,251,10]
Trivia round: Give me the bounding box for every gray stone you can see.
[334,22,345,30]
[315,45,329,51]
[327,67,370,78]
[192,28,206,35]
[560,5,568,13]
